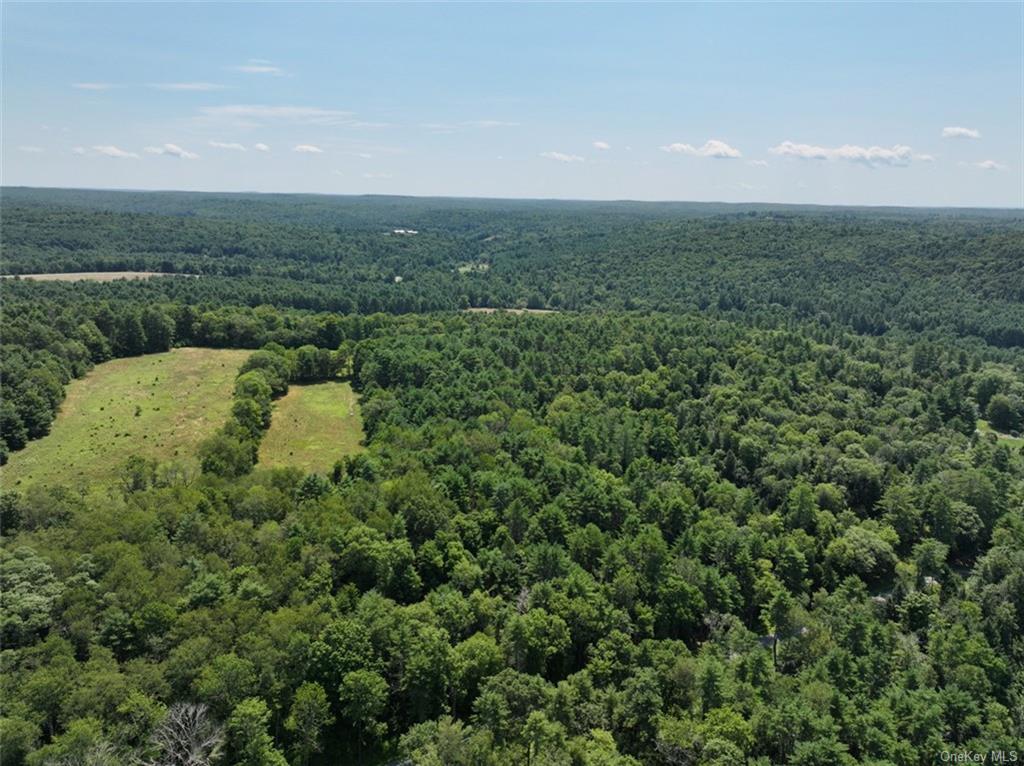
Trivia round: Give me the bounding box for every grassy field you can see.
[977,419,1024,447]
[258,381,364,474]
[2,348,249,488]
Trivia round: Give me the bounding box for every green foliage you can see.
[0,547,63,647]
[339,670,389,741]
[226,698,288,766]
[284,682,332,766]
[197,431,256,478]
[988,393,1022,433]
[2,194,1024,765]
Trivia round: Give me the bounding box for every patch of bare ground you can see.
[463,307,557,315]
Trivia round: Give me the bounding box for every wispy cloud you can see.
[362,172,392,179]
[199,105,352,125]
[151,82,226,92]
[72,82,114,91]
[973,159,1005,170]
[253,143,270,152]
[422,119,519,133]
[209,140,247,151]
[18,146,44,153]
[540,151,584,163]
[466,119,518,128]
[660,139,742,158]
[144,143,199,159]
[81,145,139,159]
[293,144,323,153]
[942,126,981,139]
[593,141,611,150]
[748,159,769,167]
[231,59,283,75]
[769,141,927,167]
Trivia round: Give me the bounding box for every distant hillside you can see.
[2,187,1023,349]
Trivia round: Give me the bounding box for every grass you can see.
[2,348,250,489]
[258,381,364,474]
[976,419,1024,447]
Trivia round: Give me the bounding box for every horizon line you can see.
[2,184,1021,213]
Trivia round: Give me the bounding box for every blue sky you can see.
[3,2,1021,207]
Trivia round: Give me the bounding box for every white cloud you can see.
[942,126,981,139]
[72,82,114,90]
[974,160,1005,170]
[660,139,742,158]
[232,59,283,75]
[464,120,518,128]
[593,141,611,150]
[144,143,199,159]
[199,105,352,125]
[293,144,324,153]
[769,141,922,166]
[151,82,226,91]
[209,140,247,151]
[915,153,936,162]
[91,145,139,159]
[18,146,44,153]
[233,65,282,74]
[253,143,270,152]
[748,159,769,167]
[540,151,585,163]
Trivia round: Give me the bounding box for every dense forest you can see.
[1,189,1023,765]
[4,188,1023,347]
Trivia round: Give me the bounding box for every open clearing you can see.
[2,348,249,488]
[1,271,191,282]
[463,307,556,315]
[977,419,1024,447]
[258,382,364,474]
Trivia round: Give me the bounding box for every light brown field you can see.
[463,307,557,315]
[1,271,192,282]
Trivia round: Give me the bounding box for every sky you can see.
[2,2,1022,207]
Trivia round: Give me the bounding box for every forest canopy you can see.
[1,189,1022,766]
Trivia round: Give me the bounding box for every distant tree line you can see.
[3,192,1022,347]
